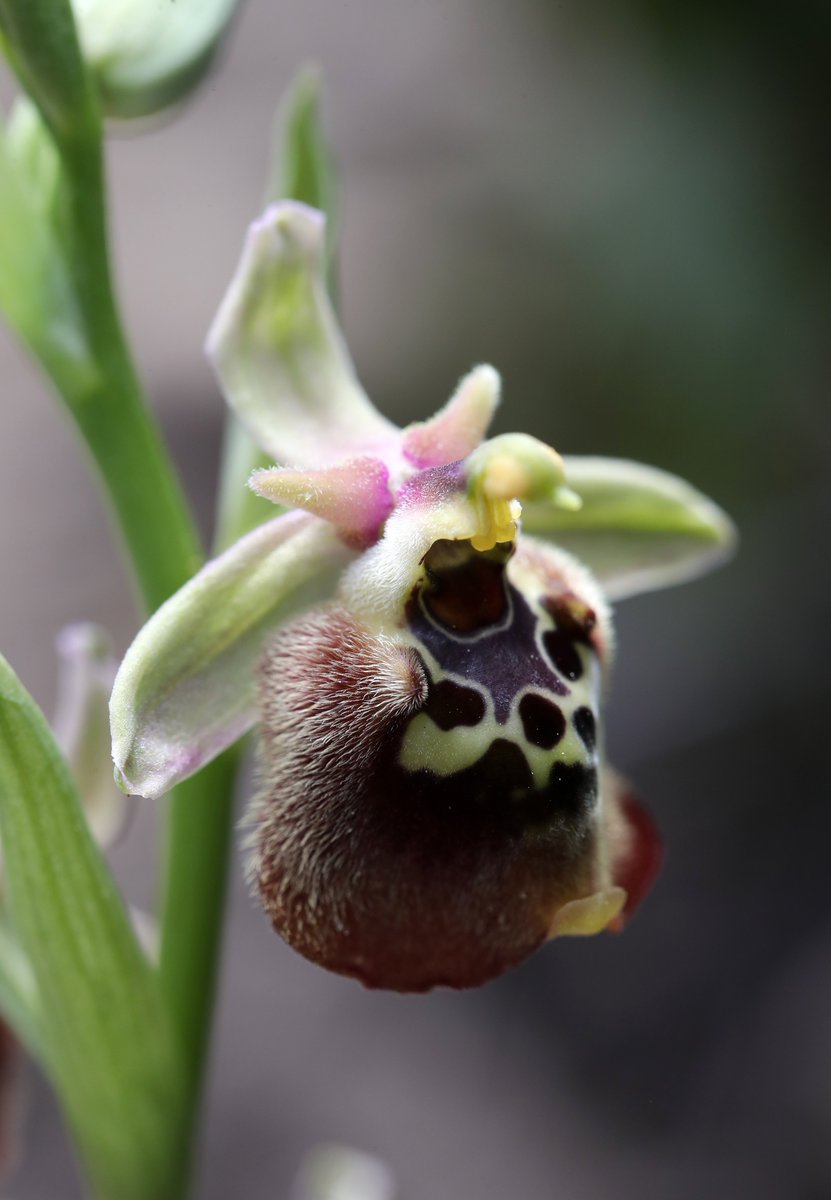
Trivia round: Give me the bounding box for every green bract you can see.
[70,0,240,119]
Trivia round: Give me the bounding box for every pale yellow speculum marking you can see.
[399,703,592,782]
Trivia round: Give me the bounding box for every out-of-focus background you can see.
[2,1,830,1196]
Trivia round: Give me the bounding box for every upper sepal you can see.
[206,202,398,469]
[520,456,736,599]
[110,511,354,799]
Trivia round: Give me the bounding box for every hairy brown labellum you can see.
[247,537,660,991]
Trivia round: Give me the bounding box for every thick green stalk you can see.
[156,751,239,1193]
[1,6,236,1194]
[54,127,234,1200]
[52,133,204,611]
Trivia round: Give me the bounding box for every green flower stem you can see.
[157,750,239,1196]
[52,132,204,612]
[55,132,233,1200]
[1,6,236,1194]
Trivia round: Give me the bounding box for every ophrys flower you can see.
[110,202,734,991]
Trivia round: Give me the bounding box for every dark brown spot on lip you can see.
[543,592,597,641]
[426,679,487,731]
[399,739,597,834]
[548,760,598,817]
[408,557,568,724]
[421,539,511,633]
[574,706,596,750]
[518,693,566,749]
[543,630,584,681]
[463,738,534,804]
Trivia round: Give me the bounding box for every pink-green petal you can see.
[401,364,500,468]
[250,456,393,547]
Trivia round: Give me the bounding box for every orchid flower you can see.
[110,201,734,992]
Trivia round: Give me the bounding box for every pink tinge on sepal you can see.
[608,782,663,931]
[250,457,394,548]
[401,365,500,469]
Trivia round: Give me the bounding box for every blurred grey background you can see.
[1,0,830,1196]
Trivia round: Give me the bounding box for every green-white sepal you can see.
[214,68,338,552]
[521,456,736,600]
[69,0,239,119]
[111,512,354,799]
[206,202,398,469]
[0,652,183,1200]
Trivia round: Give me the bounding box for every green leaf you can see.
[521,456,736,599]
[0,916,43,1061]
[0,652,183,1200]
[264,65,338,264]
[111,512,354,798]
[69,0,240,120]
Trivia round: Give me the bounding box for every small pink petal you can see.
[401,364,500,469]
[250,457,393,548]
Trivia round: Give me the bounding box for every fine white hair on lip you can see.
[242,528,630,992]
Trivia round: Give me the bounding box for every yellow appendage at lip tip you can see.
[548,887,627,938]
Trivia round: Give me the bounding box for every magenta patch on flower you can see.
[110,202,735,991]
[250,456,394,548]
